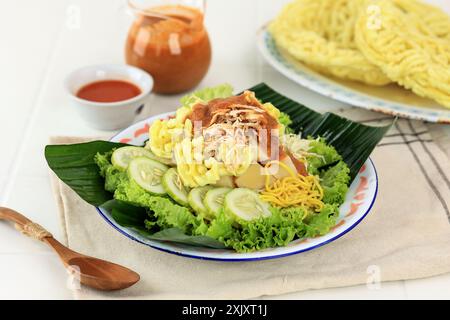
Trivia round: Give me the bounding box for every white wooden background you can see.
[0,0,449,299]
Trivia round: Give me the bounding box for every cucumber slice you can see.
[128,157,169,194]
[144,141,175,165]
[162,168,189,206]
[204,188,232,217]
[224,188,272,221]
[188,186,213,215]
[112,146,156,170]
[146,149,175,166]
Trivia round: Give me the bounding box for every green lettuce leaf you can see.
[320,161,350,205]
[303,204,339,238]
[115,181,201,235]
[180,83,234,107]
[301,138,350,206]
[94,150,126,193]
[205,205,339,253]
[306,138,343,175]
[279,112,294,134]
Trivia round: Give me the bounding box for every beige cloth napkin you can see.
[49,109,450,300]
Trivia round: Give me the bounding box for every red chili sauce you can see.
[76,80,141,103]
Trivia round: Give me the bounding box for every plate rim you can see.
[257,27,450,124]
[95,113,379,262]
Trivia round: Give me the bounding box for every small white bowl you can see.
[65,64,153,130]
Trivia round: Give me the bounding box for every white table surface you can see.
[1,0,450,300]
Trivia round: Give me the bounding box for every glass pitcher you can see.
[125,0,212,94]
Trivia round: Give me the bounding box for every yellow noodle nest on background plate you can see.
[355,0,450,108]
[269,0,391,86]
[269,0,450,109]
[389,0,450,41]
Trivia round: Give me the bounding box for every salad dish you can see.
[46,83,391,260]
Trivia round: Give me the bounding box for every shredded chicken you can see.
[189,91,280,166]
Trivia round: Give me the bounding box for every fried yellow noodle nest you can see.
[388,0,450,42]
[269,0,391,86]
[355,0,450,108]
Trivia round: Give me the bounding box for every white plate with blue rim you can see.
[257,27,450,124]
[95,112,379,261]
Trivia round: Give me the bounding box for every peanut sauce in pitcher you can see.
[125,5,211,94]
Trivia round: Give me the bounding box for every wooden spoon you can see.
[0,207,140,291]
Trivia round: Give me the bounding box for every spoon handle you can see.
[0,207,76,259]
[0,207,33,225]
[0,207,53,241]
[0,207,79,259]
[0,207,140,291]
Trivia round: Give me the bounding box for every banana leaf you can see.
[102,200,227,249]
[45,83,392,249]
[45,141,126,206]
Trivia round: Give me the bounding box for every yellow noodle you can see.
[269,0,391,86]
[260,161,325,211]
[355,0,450,108]
[389,0,450,41]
